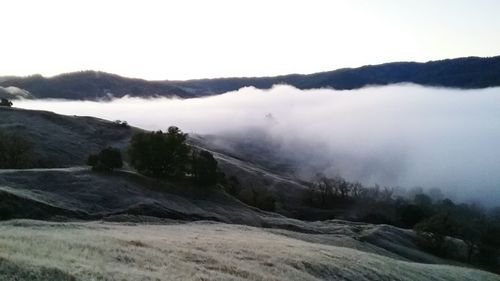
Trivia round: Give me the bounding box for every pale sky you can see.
[2,0,500,80]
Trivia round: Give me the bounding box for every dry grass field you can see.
[0,220,498,281]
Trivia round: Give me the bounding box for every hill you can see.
[1,220,498,281]
[1,56,500,99]
[0,107,499,280]
[0,107,133,167]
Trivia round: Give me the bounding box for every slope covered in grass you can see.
[0,107,133,167]
[0,220,498,281]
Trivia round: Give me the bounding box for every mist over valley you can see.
[15,84,500,205]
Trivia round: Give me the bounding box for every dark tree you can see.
[0,131,33,168]
[477,223,500,267]
[237,184,276,212]
[129,127,190,178]
[399,204,431,228]
[0,99,13,107]
[191,150,218,186]
[414,193,433,207]
[87,147,123,172]
[414,214,459,256]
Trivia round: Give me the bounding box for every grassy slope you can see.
[0,168,284,226]
[0,220,498,281]
[0,107,133,167]
[0,106,311,218]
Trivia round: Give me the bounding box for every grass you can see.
[0,220,498,281]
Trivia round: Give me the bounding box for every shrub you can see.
[87,147,123,172]
[129,127,190,178]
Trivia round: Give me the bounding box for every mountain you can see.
[173,55,500,95]
[1,56,500,100]
[0,71,192,99]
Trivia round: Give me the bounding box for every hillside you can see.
[0,106,314,218]
[2,220,499,281]
[1,56,500,99]
[0,107,133,167]
[0,107,499,280]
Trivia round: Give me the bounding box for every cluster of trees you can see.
[303,175,500,271]
[128,127,191,179]
[0,99,13,107]
[88,126,220,186]
[303,175,389,208]
[0,130,33,168]
[88,126,276,210]
[128,127,220,186]
[413,203,500,269]
[113,120,129,128]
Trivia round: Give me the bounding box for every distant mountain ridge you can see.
[0,71,192,99]
[1,55,500,99]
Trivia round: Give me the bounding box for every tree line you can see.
[302,174,500,272]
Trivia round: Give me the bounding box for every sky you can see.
[2,0,500,80]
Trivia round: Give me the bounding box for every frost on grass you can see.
[0,220,498,281]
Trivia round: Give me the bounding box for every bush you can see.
[87,147,123,172]
[129,127,190,178]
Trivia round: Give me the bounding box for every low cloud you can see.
[0,86,33,99]
[17,84,500,205]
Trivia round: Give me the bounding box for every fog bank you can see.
[16,84,500,205]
